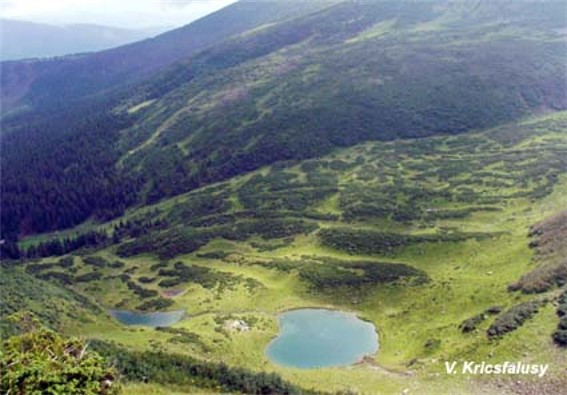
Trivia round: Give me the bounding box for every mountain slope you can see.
[121,0,565,205]
[0,262,105,337]
[0,19,157,61]
[1,0,565,240]
[11,112,567,394]
[2,2,566,393]
[0,1,331,115]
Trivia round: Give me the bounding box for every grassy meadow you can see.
[8,112,567,394]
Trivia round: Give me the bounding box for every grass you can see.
[127,100,156,114]
[122,383,215,395]
[12,113,567,394]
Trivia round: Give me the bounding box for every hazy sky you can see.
[1,0,238,29]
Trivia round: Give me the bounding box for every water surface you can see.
[109,309,185,327]
[266,308,378,369]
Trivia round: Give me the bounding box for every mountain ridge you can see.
[2,3,567,393]
[0,1,333,116]
[0,18,164,62]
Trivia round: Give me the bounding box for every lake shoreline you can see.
[109,309,186,327]
[266,308,379,369]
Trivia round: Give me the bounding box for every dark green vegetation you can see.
[157,261,240,291]
[4,111,567,393]
[251,257,427,293]
[1,218,168,261]
[319,228,496,256]
[0,264,102,338]
[2,1,566,239]
[506,210,567,347]
[2,2,567,394]
[0,313,119,395]
[298,258,426,291]
[487,300,546,339]
[0,1,331,238]
[12,110,560,265]
[510,211,567,293]
[116,219,317,259]
[91,340,313,395]
[155,327,208,349]
[1,312,307,395]
[0,1,329,114]
[554,290,567,347]
[459,306,502,333]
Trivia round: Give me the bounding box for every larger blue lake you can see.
[266,309,378,369]
[109,309,185,327]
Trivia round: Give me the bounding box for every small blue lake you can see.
[109,309,185,327]
[266,309,378,369]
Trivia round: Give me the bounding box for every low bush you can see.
[138,276,156,284]
[487,300,544,339]
[136,298,174,311]
[460,314,485,333]
[196,251,231,260]
[299,259,427,290]
[558,292,567,317]
[36,271,73,285]
[158,262,239,292]
[57,256,74,268]
[459,306,502,333]
[74,271,103,283]
[319,228,494,255]
[118,219,317,259]
[553,290,567,347]
[150,261,169,271]
[553,330,567,346]
[512,211,567,294]
[90,339,309,394]
[25,262,58,274]
[126,281,158,299]
[509,262,567,294]
[156,327,207,349]
[108,260,125,269]
[82,256,108,268]
[1,313,119,395]
[255,257,426,292]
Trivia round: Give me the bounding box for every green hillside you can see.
[2,2,566,393]
[8,112,567,394]
[2,1,565,238]
[0,261,106,338]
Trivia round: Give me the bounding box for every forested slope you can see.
[6,112,567,394]
[1,1,565,240]
[0,0,331,115]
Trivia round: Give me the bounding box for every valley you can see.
[1,2,566,394]
[4,112,566,394]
